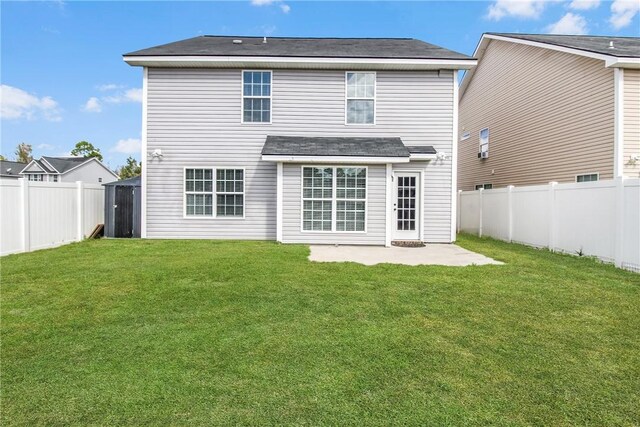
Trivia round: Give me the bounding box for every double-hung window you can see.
[479,128,489,158]
[302,166,367,232]
[242,71,271,123]
[185,168,244,217]
[27,174,44,182]
[346,72,375,124]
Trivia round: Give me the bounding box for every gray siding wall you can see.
[146,68,454,241]
[61,162,116,184]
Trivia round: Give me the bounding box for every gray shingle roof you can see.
[262,136,411,158]
[406,145,437,154]
[41,156,90,173]
[488,33,640,58]
[103,176,140,187]
[0,160,27,177]
[125,36,472,60]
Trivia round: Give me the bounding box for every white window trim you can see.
[575,172,599,183]
[183,166,246,220]
[344,71,376,126]
[299,165,368,234]
[241,70,273,125]
[479,128,489,156]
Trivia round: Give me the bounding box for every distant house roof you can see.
[262,135,411,158]
[125,36,472,60]
[0,160,27,178]
[41,156,91,173]
[486,33,640,58]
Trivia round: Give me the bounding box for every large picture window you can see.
[302,166,367,232]
[242,71,271,123]
[185,168,244,218]
[346,72,375,124]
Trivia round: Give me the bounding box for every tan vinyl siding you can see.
[458,39,615,190]
[623,69,640,178]
[146,68,454,242]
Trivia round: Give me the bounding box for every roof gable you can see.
[41,156,91,174]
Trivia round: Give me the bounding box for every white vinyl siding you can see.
[623,69,640,178]
[146,68,455,242]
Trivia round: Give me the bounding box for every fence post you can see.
[548,181,558,251]
[21,178,30,253]
[457,190,462,233]
[76,181,84,241]
[478,188,484,238]
[614,177,625,268]
[507,185,514,242]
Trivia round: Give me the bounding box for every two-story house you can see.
[124,36,475,245]
[19,156,118,183]
[458,33,640,190]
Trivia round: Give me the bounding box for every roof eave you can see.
[606,57,640,68]
[123,55,477,70]
[261,155,410,164]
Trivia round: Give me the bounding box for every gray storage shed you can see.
[103,176,141,238]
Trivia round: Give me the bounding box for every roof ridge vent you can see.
[232,39,243,44]
[263,36,267,44]
[609,41,615,49]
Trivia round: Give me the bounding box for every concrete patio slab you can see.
[309,244,503,266]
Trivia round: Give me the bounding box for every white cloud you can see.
[111,138,141,154]
[609,0,640,29]
[569,0,600,10]
[96,83,124,91]
[487,0,547,20]
[250,0,291,13]
[37,143,54,150]
[83,97,102,113]
[545,12,588,34]
[0,84,61,121]
[103,88,143,104]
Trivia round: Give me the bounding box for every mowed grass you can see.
[1,235,639,426]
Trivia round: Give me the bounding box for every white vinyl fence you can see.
[458,178,640,272]
[1,178,105,256]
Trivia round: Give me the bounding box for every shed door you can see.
[114,186,134,238]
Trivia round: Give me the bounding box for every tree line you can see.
[0,141,141,179]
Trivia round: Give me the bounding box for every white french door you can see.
[393,172,421,240]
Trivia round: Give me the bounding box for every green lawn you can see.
[1,235,639,426]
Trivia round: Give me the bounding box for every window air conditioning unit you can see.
[478,151,489,159]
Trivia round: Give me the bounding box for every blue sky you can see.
[1,0,638,170]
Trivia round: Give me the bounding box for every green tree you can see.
[0,155,6,161]
[116,157,141,179]
[71,141,103,161]
[15,143,33,163]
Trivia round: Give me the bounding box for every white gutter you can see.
[261,155,410,164]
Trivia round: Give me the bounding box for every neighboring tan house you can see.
[20,156,118,183]
[458,33,640,191]
[123,36,476,245]
[0,160,27,179]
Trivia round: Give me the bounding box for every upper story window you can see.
[346,72,375,124]
[479,128,489,158]
[242,71,271,123]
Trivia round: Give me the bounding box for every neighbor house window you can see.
[475,183,493,190]
[216,169,244,217]
[242,71,271,123]
[576,173,598,183]
[302,166,367,232]
[479,128,489,158]
[52,175,58,182]
[346,72,375,124]
[185,168,214,216]
[27,174,44,182]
